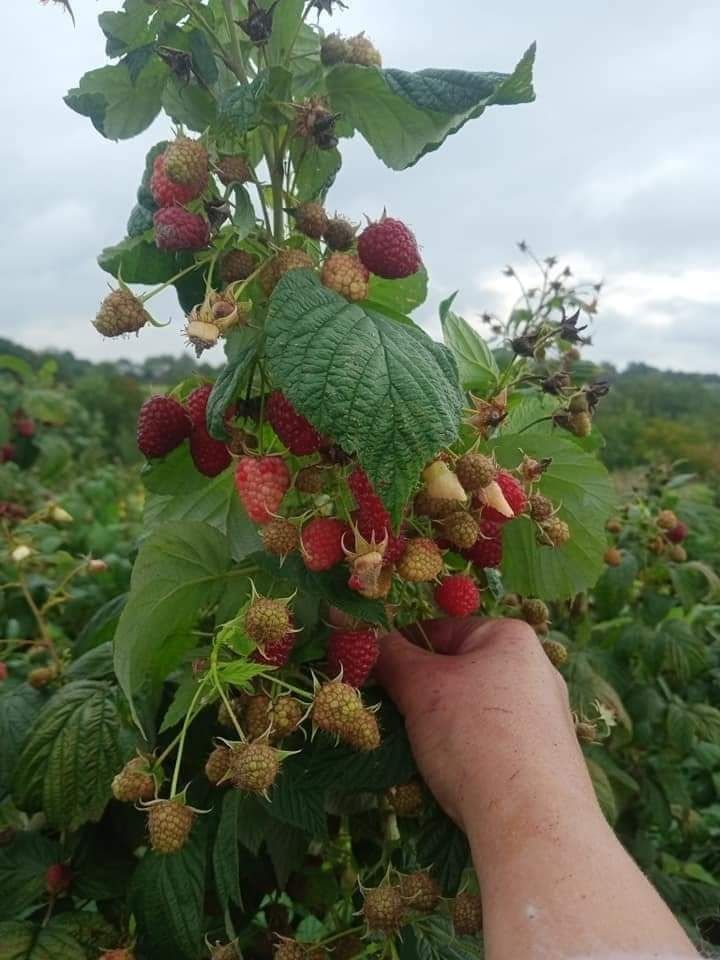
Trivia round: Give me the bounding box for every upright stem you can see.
[222,0,247,82]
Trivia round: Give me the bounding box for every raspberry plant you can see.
[0,2,650,957]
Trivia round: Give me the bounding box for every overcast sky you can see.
[2,0,719,371]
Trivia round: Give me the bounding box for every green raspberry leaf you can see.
[265,270,463,525]
[368,267,428,316]
[0,921,86,960]
[440,295,499,393]
[13,681,124,831]
[207,327,261,441]
[65,59,167,140]
[490,429,615,599]
[326,44,535,170]
[113,522,231,726]
[98,235,194,285]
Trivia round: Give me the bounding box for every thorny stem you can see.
[170,675,211,797]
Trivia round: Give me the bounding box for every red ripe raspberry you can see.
[235,456,291,523]
[250,630,296,667]
[266,391,326,455]
[463,533,502,569]
[667,521,688,544]
[150,154,206,207]
[435,574,481,617]
[154,207,209,251]
[45,863,72,896]
[189,425,231,477]
[137,395,191,459]
[301,516,350,571]
[480,470,528,524]
[327,627,379,687]
[185,384,213,428]
[348,468,405,562]
[357,216,422,279]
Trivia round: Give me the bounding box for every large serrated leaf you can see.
[0,834,60,923]
[399,915,481,960]
[490,430,615,599]
[0,921,86,960]
[13,681,123,831]
[265,270,463,524]
[98,235,194,285]
[64,59,167,140]
[326,45,535,170]
[217,73,267,139]
[130,821,207,960]
[213,790,243,910]
[113,522,231,725]
[0,685,44,794]
[440,298,498,393]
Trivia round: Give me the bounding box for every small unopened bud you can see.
[422,461,466,503]
[86,558,108,574]
[50,506,73,524]
[11,544,32,564]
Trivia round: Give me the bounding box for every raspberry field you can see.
[2,2,720,958]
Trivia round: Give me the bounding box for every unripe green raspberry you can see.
[323,216,357,252]
[205,745,232,784]
[147,798,195,854]
[229,741,281,793]
[451,892,482,935]
[164,137,209,186]
[528,493,554,522]
[261,518,300,557]
[520,598,549,626]
[440,510,479,549]
[243,693,273,740]
[346,33,382,67]
[216,153,252,185]
[320,32,349,65]
[94,288,151,338]
[657,509,678,530]
[542,638,568,668]
[245,597,291,645]
[362,883,405,934]
[386,780,424,817]
[112,756,155,802]
[312,681,363,734]
[455,453,496,492]
[342,708,381,752]
[272,696,304,739]
[321,253,369,302]
[539,516,571,547]
[399,871,441,912]
[292,202,329,240]
[397,538,444,582]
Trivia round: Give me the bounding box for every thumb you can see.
[375,630,433,716]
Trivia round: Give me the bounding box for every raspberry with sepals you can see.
[520,598,549,626]
[245,597,292,646]
[603,547,622,567]
[399,872,441,912]
[274,940,305,960]
[220,249,257,284]
[321,253,369,301]
[261,249,314,296]
[235,456,291,523]
[667,521,688,543]
[387,781,424,817]
[397,538,443,582]
[451,892,483,935]
[312,681,363,734]
[668,544,687,562]
[455,453,496,492]
[439,510,479,550]
[266,391,326,455]
[358,216,421,279]
[94,288,151,338]
[343,708,381,751]
[164,137,209,186]
[606,517,623,534]
[323,215,357,251]
[250,630,296,667]
[482,470,527,524]
[137,395,190,458]
[528,492,554,521]
[112,756,155,802]
[147,798,195,854]
[261,518,300,556]
[229,741,281,793]
[296,465,327,494]
[292,202,329,240]
[346,32,382,67]
[539,516,571,547]
[301,516,350,571]
[45,863,72,895]
[217,154,252,185]
[414,489,463,520]
[568,411,592,437]
[273,696,304,739]
[362,884,405,934]
[150,154,205,207]
[28,665,58,688]
[542,639,568,668]
[205,744,232,784]
[435,574,481,617]
[190,425,231,476]
[320,32,349,65]
[154,207,209,251]
[327,627,379,687]
[657,509,678,530]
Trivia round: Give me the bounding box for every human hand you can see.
[375,617,591,833]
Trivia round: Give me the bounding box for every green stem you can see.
[319,926,365,948]
[169,676,211,797]
[141,259,205,303]
[268,675,313,701]
[210,645,245,738]
[178,0,236,75]
[222,0,247,82]
[155,728,185,766]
